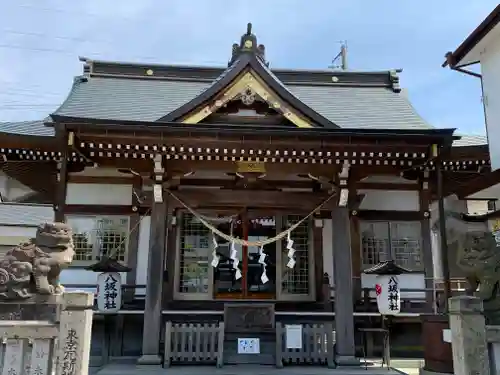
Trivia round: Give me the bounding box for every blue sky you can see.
[0,0,496,135]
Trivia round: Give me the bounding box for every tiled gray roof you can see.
[453,134,487,147]
[0,203,54,226]
[0,120,54,137]
[53,75,432,130]
[55,77,207,122]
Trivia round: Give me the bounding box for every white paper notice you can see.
[237,338,260,354]
[286,325,303,349]
[286,258,296,268]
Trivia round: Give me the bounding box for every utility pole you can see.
[329,41,348,71]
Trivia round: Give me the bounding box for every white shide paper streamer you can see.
[286,231,296,269]
[258,245,269,284]
[210,235,220,268]
[230,241,242,280]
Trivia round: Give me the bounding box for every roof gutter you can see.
[442,52,482,78]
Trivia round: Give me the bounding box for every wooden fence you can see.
[164,322,225,368]
[275,322,335,368]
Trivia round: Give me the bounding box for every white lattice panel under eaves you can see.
[361,221,423,271]
[282,215,310,295]
[68,216,129,262]
[178,213,210,294]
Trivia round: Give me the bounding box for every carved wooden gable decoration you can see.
[158,24,339,129]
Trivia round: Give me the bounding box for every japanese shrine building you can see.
[0,25,491,365]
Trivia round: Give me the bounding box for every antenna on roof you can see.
[328,41,348,71]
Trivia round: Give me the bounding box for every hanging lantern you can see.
[86,257,132,314]
[364,260,410,316]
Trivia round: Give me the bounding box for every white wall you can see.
[481,34,500,171]
[61,215,147,296]
[322,187,424,298]
[63,181,134,292]
[0,172,34,202]
[65,183,132,205]
[466,200,490,215]
[358,190,419,211]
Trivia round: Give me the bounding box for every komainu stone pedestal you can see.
[0,294,62,321]
[449,296,490,375]
[56,291,95,375]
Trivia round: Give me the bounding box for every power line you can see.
[2,29,115,45]
[13,3,139,20]
[0,43,227,66]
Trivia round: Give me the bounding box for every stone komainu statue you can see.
[0,222,75,300]
[435,197,500,324]
[455,229,500,324]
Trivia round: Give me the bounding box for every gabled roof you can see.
[47,24,430,131]
[158,52,339,128]
[51,74,428,130]
[0,203,53,226]
[443,4,500,68]
[0,120,54,137]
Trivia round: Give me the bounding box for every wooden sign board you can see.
[236,161,266,174]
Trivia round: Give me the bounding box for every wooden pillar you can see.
[138,155,167,366]
[331,206,359,366]
[125,176,142,302]
[54,129,71,222]
[349,180,362,299]
[313,223,324,302]
[419,171,434,311]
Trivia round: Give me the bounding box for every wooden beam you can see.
[67,175,134,184]
[54,130,69,222]
[163,189,337,211]
[64,205,142,215]
[419,173,434,308]
[354,210,423,221]
[77,131,437,150]
[356,182,418,191]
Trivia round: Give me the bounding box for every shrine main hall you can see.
[0,25,491,366]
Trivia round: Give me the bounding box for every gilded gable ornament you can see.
[240,88,256,105]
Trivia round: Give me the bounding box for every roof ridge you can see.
[80,56,400,76]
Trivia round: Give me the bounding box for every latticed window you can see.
[360,221,422,271]
[281,215,311,295]
[178,212,210,294]
[67,216,129,263]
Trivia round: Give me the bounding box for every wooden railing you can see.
[164,322,225,367]
[322,276,471,314]
[275,322,335,368]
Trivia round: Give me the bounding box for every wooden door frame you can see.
[173,209,315,302]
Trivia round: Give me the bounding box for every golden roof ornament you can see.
[229,22,267,66]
